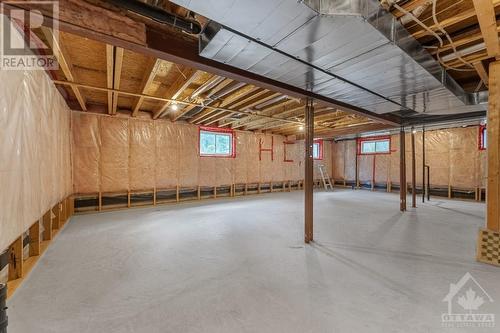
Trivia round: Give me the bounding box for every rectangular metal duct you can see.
[172,0,487,116]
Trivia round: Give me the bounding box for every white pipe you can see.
[380,0,403,10]
[190,76,224,99]
[400,1,432,26]
[393,3,443,47]
[440,42,486,62]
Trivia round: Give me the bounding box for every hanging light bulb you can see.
[171,102,178,111]
[299,125,304,131]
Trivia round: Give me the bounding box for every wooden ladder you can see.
[318,164,333,190]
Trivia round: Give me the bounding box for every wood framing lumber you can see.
[112,47,124,115]
[304,98,314,243]
[29,221,40,257]
[42,210,52,241]
[106,44,114,114]
[132,58,162,116]
[8,236,23,281]
[487,61,500,231]
[472,0,500,58]
[41,27,87,111]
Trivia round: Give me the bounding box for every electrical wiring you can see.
[393,2,476,72]
[431,0,475,70]
[393,3,443,46]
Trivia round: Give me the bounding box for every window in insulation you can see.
[479,125,487,150]
[313,140,323,160]
[358,137,391,155]
[199,128,234,157]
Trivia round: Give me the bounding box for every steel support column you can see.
[400,128,407,212]
[304,97,314,243]
[411,128,416,208]
[422,126,426,203]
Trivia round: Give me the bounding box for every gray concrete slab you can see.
[7,189,500,332]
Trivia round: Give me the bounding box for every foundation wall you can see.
[72,113,332,195]
[0,63,72,251]
[332,126,486,191]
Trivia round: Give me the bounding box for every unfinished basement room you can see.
[1,0,500,332]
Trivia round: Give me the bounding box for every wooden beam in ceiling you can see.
[473,61,489,87]
[231,99,300,129]
[2,0,400,125]
[472,0,500,58]
[231,93,284,129]
[430,25,500,55]
[131,58,162,116]
[153,68,200,120]
[54,80,305,125]
[199,85,260,125]
[171,104,198,121]
[155,68,199,120]
[243,104,309,130]
[41,27,87,111]
[188,79,239,123]
[188,80,247,124]
[215,90,275,127]
[447,50,490,68]
[112,47,124,115]
[206,78,234,97]
[229,105,305,130]
[311,123,392,139]
[105,44,114,114]
[391,0,433,18]
[412,0,500,40]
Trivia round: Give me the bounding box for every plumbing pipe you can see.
[400,1,432,26]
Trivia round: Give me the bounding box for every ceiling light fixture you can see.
[171,102,178,111]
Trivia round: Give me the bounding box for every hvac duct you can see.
[171,0,487,117]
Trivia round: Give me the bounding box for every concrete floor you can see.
[7,189,500,332]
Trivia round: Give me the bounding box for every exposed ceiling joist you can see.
[412,0,500,40]
[112,47,124,115]
[155,68,199,120]
[41,27,87,111]
[54,80,306,125]
[1,0,399,126]
[200,85,260,125]
[472,0,500,58]
[105,44,114,114]
[131,58,162,116]
[232,99,298,129]
[473,61,489,87]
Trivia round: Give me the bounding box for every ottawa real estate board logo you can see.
[442,272,495,328]
[1,1,59,70]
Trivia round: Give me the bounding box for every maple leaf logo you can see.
[457,288,484,313]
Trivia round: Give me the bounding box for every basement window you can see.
[479,125,487,150]
[199,127,235,157]
[357,136,391,155]
[313,140,323,160]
